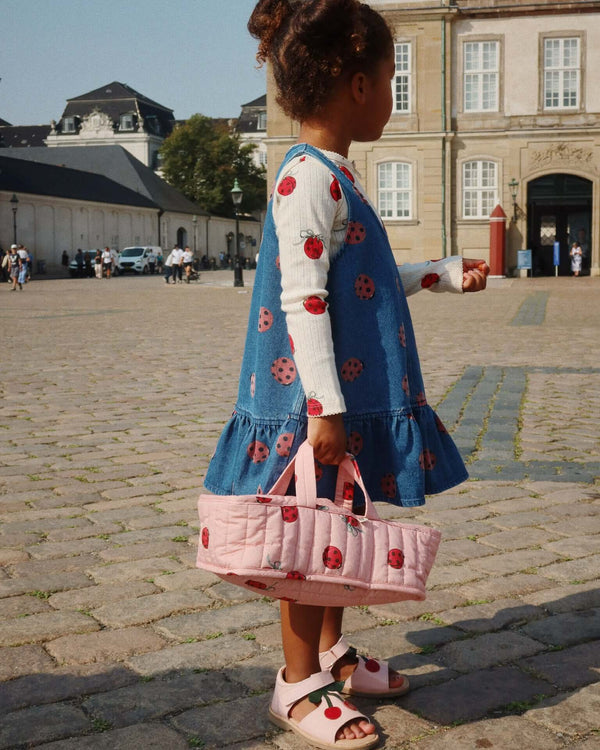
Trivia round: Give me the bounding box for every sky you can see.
[2,0,266,126]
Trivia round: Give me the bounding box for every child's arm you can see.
[398,257,489,295]
[274,158,348,463]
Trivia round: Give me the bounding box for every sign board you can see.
[517,249,532,270]
[553,241,560,267]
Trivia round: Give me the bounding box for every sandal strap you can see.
[318,634,351,671]
[346,655,390,694]
[296,688,372,745]
[272,667,337,714]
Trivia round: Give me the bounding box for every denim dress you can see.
[204,144,467,507]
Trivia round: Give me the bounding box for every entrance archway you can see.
[527,174,592,276]
[176,227,188,248]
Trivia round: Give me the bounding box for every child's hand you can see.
[462,259,490,292]
[307,413,347,465]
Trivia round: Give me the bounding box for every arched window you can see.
[462,160,497,219]
[378,162,412,219]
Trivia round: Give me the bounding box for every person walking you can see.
[147,249,157,275]
[163,249,174,284]
[202,2,490,747]
[570,241,583,277]
[8,245,22,291]
[102,247,113,279]
[94,249,103,279]
[182,245,193,282]
[171,244,184,283]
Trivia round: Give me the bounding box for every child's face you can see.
[356,52,395,142]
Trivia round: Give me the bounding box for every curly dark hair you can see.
[248,0,393,122]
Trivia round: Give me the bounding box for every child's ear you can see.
[350,71,368,104]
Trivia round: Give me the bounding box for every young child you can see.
[204,1,489,747]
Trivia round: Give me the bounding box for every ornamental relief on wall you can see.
[528,143,598,175]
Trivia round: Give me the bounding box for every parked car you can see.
[117,246,161,274]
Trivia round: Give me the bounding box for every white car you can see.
[117,246,161,274]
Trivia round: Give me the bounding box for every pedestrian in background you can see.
[102,247,113,279]
[8,245,22,291]
[163,249,174,284]
[94,249,103,279]
[171,244,184,283]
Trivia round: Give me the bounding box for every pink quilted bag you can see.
[197,441,441,606]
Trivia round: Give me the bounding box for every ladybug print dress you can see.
[204,144,468,507]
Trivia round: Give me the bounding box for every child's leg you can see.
[280,601,375,741]
[320,606,406,690]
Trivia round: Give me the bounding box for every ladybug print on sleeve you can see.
[302,231,325,259]
[303,296,327,315]
[277,176,296,196]
[339,165,355,183]
[421,273,440,289]
[330,176,342,201]
[307,395,324,416]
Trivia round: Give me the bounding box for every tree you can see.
[159,114,266,216]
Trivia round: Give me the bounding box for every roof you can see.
[0,125,51,148]
[241,95,267,108]
[236,94,267,135]
[0,118,12,127]
[59,81,174,137]
[0,145,208,215]
[0,155,157,209]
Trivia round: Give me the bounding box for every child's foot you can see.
[269,667,378,748]
[289,693,376,742]
[320,636,410,697]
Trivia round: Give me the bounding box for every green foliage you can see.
[160,114,267,216]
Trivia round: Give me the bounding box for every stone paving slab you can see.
[0,276,598,749]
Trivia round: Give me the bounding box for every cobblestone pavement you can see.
[1,272,598,750]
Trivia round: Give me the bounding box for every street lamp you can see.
[508,178,519,223]
[231,179,244,287]
[10,194,19,245]
[192,214,198,255]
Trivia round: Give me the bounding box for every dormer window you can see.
[257,111,267,130]
[63,117,76,133]
[120,114,135,131]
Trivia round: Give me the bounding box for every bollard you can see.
[489,204,507,278]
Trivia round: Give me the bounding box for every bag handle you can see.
[268,441,381,520]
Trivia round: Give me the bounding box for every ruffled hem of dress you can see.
[204,405,467,507]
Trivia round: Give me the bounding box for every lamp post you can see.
[231,179,244,287]
[192,214,198,255]
[10,194,19,245]
[508,178,519,223]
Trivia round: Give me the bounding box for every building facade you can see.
[235,94,268,170]
[265,0,600,276]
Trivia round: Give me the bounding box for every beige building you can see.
[266,0,600,276]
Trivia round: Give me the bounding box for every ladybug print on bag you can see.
[303,296,327,315]
[330,176,342,201]
[343,515,363,537]
[286,570,306,580]
[345,221,367,245]
[314,459,324,481]
[276,433,294,457]
[354,274,375,300]
[201,527,209,548]
[302,231,324,259]
[342,481,354,502]
[248,441,269,463]
[258,307,274,332]
[271,357,297,385]
[341,358,364,382]
[323,545,343,569]
[278,176,296,196]
[281,506,299,523]
[381,473,397,499]
[388,548,405,569]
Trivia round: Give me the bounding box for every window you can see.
[378,162,412,219]
[544,37,580,109]
[258,150,267,167]
[463,161,497,219]
[464,41,499,112]
[63,117,76,133]
[393,42,411,113]
[120,114,135,131]
[257,111,267,130]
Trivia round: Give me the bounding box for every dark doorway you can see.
[527,174,592,276]
[176,227,188,248]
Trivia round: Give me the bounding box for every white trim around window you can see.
[393,41,412,114]
[463,40,499,112]
[378,161,413,220]
[462,160,498,219]
[543,36,581,110]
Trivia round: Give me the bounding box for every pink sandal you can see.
[319,636,410,698]
[269,667,379,749]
